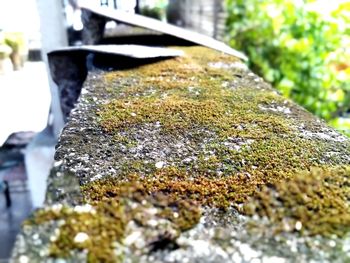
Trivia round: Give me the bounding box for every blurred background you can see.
[0,0,349,261]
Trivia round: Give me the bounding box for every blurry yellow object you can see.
[3,31,28,70]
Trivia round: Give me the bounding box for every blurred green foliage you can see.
[141,6,163,20]
[141,0,168,21]
[226,0,350,134]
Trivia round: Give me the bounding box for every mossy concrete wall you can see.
[12,47,350,262]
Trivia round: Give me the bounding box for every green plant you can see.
[4,32,26,53]
[141,6,163,20]
[141,0,168,20]
[226,0,350,133]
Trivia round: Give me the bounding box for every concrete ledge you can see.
[12,47,350,262]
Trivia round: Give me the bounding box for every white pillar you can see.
[36,0,67,138]
[25,0,68,208]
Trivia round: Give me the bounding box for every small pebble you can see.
[74,232,89,243]
[155,161,165,169]
[295,221,302,231]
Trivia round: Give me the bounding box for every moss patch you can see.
[244,166,350,237]
[82,171,202,232]
[99,52,292,139]
[27,203,125,262]
[82,167,257,210]
[97,46,341,183]
[27,180,201,262]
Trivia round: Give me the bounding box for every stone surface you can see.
[11,47,350,262]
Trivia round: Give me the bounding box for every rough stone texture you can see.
[11,47,350,262]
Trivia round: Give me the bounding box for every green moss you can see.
[82,167,257,209]
[100,62,292,138]
[99,47,298,143]
[244,166,350,237]
[97,46,350,234]
[99,47,342,180]
[26,202,125,263]
[99,95,225,132]
[27,168,204,261]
